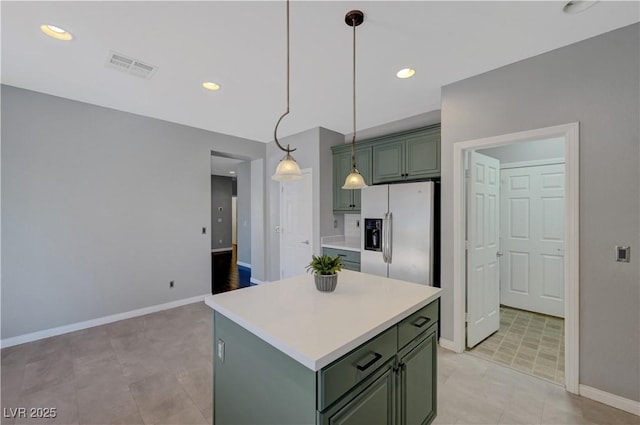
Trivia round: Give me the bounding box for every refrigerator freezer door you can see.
[361,185,389,278]
[388,181,434,285]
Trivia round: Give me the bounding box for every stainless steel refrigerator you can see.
[360,181,434,285]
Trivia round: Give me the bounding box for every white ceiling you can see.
[2,1,638,143]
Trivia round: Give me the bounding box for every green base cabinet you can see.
[213,300,439,425]
[323,247,360,272]
[398,330,437,425]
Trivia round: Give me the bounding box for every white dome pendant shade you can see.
[273,151,303,182]
[341,10,367,191]
[342,169,367,189]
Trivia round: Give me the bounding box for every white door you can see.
[500,163,565,317]
[467,152,501,348]
[280,170,313,279]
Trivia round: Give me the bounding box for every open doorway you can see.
[210,154,251,293]
[451,123,579,394]
[465,138,566,384]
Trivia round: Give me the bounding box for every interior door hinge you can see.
[465,313,470,323]
[465,240,471,250]
[465,169,470,179]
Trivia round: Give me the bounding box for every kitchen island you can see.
[205,269,441,425]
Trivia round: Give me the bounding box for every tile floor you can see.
[468,306,565,384]
[2,302,638,425]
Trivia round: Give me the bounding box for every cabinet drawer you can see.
[398,300,439,350]
[342,261,360,272]
[322,247,361,264]
[318,326,397,411]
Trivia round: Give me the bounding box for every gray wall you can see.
[479,137,565,163]
[211,175,233,249]
[266,127,343,281]
[250,159,266,282]
[1,85,265,339]
[236,161,251,266]
[440,24,639,401]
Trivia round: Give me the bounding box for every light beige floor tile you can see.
[176,365,213,412]
[15,380,79,425]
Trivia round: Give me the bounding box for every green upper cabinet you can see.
[372,128,440,184]
[332,147,371,213]
[332,125,440,213]
[372,140,404,183]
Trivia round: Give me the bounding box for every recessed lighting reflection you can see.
[40,24,73,41]
[396,68,416,79]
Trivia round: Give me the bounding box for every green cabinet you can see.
[331,125,440,214]
[318,360,395,425]
[397,330,437,425]
[214,299,439,425]
[372,131,440,184]
[333,148,371,213]
[322,247,360,272]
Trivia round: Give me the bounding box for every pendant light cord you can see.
[350,16,357,171]
[273,0,294,154]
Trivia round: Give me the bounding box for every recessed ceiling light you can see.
[563,1,599,14]
[202,82,221,91]
[229,171,236,174]
[396,68,416,79]
[40,24,73,41]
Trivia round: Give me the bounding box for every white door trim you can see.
[452,122,579,394]
[500,157,565,169]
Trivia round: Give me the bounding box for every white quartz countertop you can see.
[321,240,361,252]
[205,270,441,371]
[320,235,361,252]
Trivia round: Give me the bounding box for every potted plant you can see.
[306,254,343,292]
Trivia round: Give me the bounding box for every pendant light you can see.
[342,10,367,190]
[271,0,303,182]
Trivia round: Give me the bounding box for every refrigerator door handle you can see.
[382,212,389,263]
[387,212,393,263]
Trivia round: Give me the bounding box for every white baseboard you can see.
[0,294,208,349]
[579,385,640,416]
[250,277,266,285]
[236,261,251,269]
[438,337,458,352]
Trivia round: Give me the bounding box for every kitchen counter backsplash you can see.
[345,214,361,241]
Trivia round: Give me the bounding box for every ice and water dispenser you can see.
[364,218,382,251]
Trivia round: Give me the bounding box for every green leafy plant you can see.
[305,255,343,276]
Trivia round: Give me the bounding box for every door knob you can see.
[496,251,504,257]
[301,240,309,245]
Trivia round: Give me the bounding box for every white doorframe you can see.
[452,122,579,394]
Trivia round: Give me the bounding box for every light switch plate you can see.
[616,246,630,263]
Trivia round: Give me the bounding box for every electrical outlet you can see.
[217,339,225,362]
[333,220,338,228]
[169,281,174,288]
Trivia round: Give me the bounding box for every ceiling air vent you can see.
[105,51,158,79]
